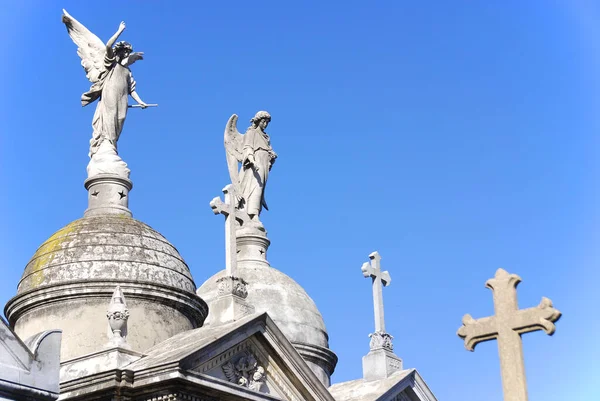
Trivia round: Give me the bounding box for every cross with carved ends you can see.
[361,251,394,350]
[457,268,561,401]
[210,184,249,277]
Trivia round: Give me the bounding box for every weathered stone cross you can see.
[361,251,391,334]
[210,184,249,277]
[457,268,561,401]
[360,251,402,380]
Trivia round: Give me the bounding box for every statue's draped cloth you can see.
[81,55,136,177]
[82,55,136,158]
[239,127,276,216]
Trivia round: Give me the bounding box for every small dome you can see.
[18,215,196,294]
[197,264,337,386]
[6,215,207,361]
[198,265,329,348]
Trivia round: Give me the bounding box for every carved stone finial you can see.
[106,285,130,348]
[457,268,561,401]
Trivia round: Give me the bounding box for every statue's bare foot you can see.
[248,214,266,232]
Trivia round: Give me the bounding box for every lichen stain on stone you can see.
[28,220,82,288]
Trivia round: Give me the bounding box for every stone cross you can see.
[361,251,391,334]
[210,184,249,277]
[457,268,561,401]
[360,251,402,380]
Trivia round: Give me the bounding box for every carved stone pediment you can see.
[221,350,266,392]
[190,336,311,401]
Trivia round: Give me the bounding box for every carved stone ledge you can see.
[217,276,249,299]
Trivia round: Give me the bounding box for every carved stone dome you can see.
[197,263,337,386]
[5,214,208,361]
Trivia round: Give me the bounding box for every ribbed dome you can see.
[6,214,207,361]
[18,215,196,294]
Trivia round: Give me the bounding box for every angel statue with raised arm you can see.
[62,9,153,179]
[224,111,277,227]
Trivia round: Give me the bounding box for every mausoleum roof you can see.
[329,369,437,401]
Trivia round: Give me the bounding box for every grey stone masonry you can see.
[0,317,61,401]
[84,173,133,217]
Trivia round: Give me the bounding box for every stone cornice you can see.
[5,280,208,327]
[291,341,338,376]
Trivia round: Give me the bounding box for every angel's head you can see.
[114,41,134,63]
[250,111,271,131]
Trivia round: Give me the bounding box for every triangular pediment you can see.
[190,334,309,401]
[126,313,335,401]
[329,369,437,401]
[183,314,335,401]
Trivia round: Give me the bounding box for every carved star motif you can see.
[118,191,127,199]
[91,191,99,197]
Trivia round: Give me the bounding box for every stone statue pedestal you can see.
[84,174,133,217]
[362,348,403,381]
[209,276,255,326]
[237,225,271,268]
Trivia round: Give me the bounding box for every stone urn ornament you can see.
[106,285,130,348]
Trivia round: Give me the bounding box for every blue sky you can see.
[0,1,597,400]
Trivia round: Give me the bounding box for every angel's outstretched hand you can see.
[119,21,126,32]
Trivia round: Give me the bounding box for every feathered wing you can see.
[127,52,144,66]
[62,9,107,84]
[224,114,244,195]
[222,361,238,383]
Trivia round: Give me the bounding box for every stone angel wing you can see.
[62,9,107,84]
[224,114,244,194]
[222,361,239,383]
[127,52,144,66]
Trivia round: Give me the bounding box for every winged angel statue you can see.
[62,10,151,178]
[224,112,277,225]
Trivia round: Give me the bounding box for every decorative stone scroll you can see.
[217,276,249,299]
[369,331,394,352]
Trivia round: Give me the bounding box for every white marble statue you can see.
[62,9,153,178]
[224,112,277,224]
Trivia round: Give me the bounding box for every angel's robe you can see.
[82,54,136,157]
[239,127,277,216]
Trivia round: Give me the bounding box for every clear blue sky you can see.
[0,1,597,400]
